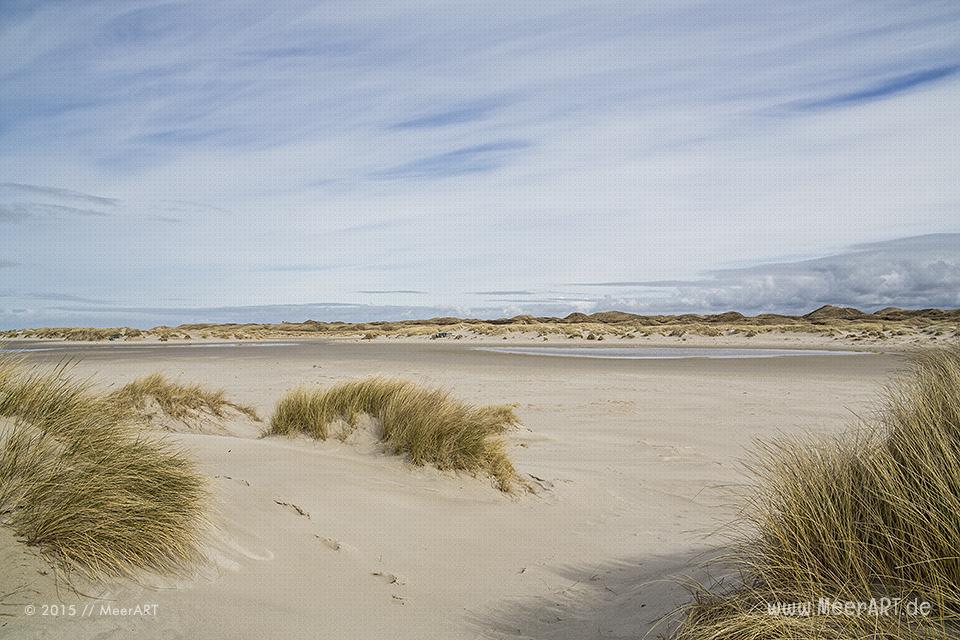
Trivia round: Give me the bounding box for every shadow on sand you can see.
[470,547,728,640]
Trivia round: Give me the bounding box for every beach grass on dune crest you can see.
[0,359,208,579]
[268,377,521,491]
[108,372,261,423]
[673,347,960,640]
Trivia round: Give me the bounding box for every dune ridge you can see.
[3,305,959,343]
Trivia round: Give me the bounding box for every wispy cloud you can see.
[0,291,108,304]
[0,203,111,222]
[0,183,221,228]
[372,140,532,179]
[0,183,119,206]
[261,263,352,273]
[0,207,29,223]
[357,290,427,294]
[154,199,229,214]
[133,127,235,147]
[391,98,506,129]
[573,280,710,288]
[470,290,536,296]
[328,219,408,235]
[792,65,960,111]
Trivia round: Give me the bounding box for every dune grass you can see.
[108,372,260,423]
[268,377,521,491]
[0,359,208,579]
[672,347,960,639]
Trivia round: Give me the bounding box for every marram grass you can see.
[0,359,208,580]
[672,347,960,640]
[269,377,521,491]
[108,372,261,424]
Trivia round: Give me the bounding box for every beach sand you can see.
[2,339,904,639]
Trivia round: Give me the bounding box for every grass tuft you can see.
[672,347,960,639]
[268,377,521,491]
[108,372,260,424]
[0,359,208,580]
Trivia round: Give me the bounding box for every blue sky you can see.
[1,1,959,327]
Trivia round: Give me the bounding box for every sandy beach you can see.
[1,339,904,639]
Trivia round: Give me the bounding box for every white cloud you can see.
[575,235,960,314]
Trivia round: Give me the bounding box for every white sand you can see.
[1,340,904,639]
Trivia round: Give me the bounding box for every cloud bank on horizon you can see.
[3,234,958,328]
[1,1,958,327]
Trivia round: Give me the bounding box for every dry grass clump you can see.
[0,360,208,579]
[268,377,521,490]
[108,372,260,424]
[673,347,960,639]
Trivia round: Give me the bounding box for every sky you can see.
[1,1,959,328]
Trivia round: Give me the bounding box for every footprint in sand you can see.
[371,570,408,586]
[273,499,311,519]
[316,536,341,551]
[527,473,554,490]
[313,534,360,555]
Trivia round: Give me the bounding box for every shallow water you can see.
[477,346,871,360]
